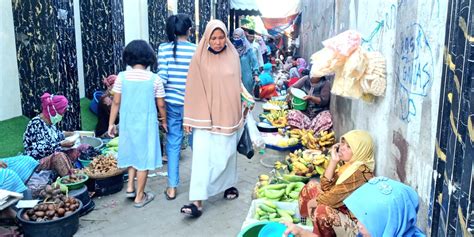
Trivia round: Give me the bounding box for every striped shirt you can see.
[112,69,165,98]
[157,41,197,105]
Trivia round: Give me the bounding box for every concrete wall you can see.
[0,1,22,121]
[299,0,448,231]
[124,0,149,44]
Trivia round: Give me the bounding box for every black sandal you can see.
[223,187,239,200]
[164,188,176,200]
[180,203,202,218]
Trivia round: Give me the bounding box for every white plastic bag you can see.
[246,113,264,149]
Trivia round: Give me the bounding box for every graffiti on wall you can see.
[361,4,397,51]
[396,23,434,123]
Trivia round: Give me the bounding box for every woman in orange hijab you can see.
[180,20,246,218]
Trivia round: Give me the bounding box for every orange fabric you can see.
[259,84,277,99]
[183,20,243,135]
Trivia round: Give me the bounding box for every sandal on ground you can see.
[133,192,155,208]
[223,187,239,200]
[126,191,136,199]
[164,188,176,200]
[180,203,202,218]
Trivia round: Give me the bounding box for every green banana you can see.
[262,184,287,190]
[289,190,300,200]
[259,204,276,213]
[269,213,278,219]
[256,208,266,216]
[264,189,285,199]
[263,200,277,209]
[285,182,297,195]
[292,217,300,224]
[254,212,260,220]
[283,174,309,183]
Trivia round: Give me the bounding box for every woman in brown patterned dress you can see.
[298,130,375,237]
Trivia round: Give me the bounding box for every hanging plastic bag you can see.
[246,114,264,149]
[237,124,254,159]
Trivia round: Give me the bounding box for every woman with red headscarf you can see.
[23,93,78,177]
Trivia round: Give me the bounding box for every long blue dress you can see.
[240,49,259,94]
[117,73,162,171]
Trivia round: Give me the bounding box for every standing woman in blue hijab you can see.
[232,28,259,95]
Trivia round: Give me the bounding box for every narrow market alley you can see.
[0,0,473,236]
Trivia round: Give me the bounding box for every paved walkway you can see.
[76,109,287,236]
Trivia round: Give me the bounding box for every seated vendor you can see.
[298,130,375,236]
[258,63,278,100]
[95,74,119,137]
[0,156,38,194]
[284,177,425,237]
[23,93,79,177]
[287,72,332,134]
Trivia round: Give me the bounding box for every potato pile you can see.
[60,174,86,184]
[22,197,80,222]
[84,154,119,176]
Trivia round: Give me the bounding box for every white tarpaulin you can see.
[255,0,301,18]
[230,0,259,11]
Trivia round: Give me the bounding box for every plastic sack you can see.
[246,114,264,149]
[26,170,54,198]
[237,124,254,159]
[322,30,362,56]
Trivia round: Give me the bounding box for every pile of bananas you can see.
[254,200,300,223]
[318,130,336,148]
[264,110,288,128]
[255,182,305,202]
[277,149,331,177]
[267,100,288,110]
[290,129,336,149]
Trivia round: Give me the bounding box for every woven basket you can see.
[85,168,125,179]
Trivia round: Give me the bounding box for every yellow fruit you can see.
[259,174,270,181]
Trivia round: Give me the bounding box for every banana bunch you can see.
[285,149,317,177]
[318,130,335,147]
[255,182,305,202]
[265,110,288,128]
[268,100,288,109]
[290,129,320,149]
[254,200,300,223]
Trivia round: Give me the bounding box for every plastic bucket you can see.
[89,90,104,115]
[238,221,269,237]
[290,88,307,110]
[17,200,83,237]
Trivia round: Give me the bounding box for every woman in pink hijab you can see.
[23,93,79,177]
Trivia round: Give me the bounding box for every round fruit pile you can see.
[60,174,86,184]
[22,197,80,222]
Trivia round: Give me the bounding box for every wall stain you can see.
[392,130,408,182]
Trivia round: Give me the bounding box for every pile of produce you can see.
[84,154,122,178]
[60,174,86,184]
[22,184,80,222]
[263,110,288,128]
[103,137,119,153]
[253,200,300,223]
[78,146,100,161]
[22,197,80,222]
[278,149,331,177]
[290,129,335,150]
[253,174,305,202]
[266,100,288,110]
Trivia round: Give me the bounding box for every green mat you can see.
[0,116,29,157]
[0,98,97,158]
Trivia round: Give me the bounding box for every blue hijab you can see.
[259,63,274,86]
[344,177,425,237]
